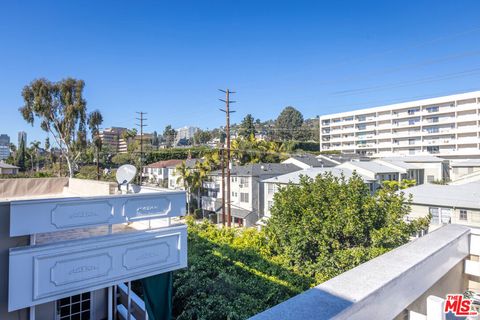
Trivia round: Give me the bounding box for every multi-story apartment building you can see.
[175,126,199,145]
[99,127,128,153]
[0,134,10,160]
[319,91,480,158]
[201,163,301,227]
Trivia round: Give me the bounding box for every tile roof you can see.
[145,159,184,169]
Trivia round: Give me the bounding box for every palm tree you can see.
[176,161,192,214]
[30,140,41,171]
[88,110,104,180]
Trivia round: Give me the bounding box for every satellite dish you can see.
[116,164,137,185]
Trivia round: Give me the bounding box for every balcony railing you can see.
[251,225,473,320]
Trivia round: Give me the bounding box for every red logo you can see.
[444,294,478,316]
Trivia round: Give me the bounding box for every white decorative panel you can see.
[8,225,187,311]
[9,191,186,236]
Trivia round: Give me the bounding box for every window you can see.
[357,124,366,130]
[409,139,415,145]
[426,127,439,133]
[408,109,417,115]
[267,201,273,210]
[408,119,416,125]
[240,193,249,203]
[426,106,439,113]
[57,292,91,320]
[267,183,276,195]
[409,149,415,155]
[427,117,439,123]
[427,146,440,154]
[427,175,435,182]
[239,177,249,187]
[429,207,439,224]
[232,191,237,197]
[460,209,468,221]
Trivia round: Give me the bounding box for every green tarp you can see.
[141,272,173,320]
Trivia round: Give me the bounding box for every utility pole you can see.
[220,147,226,226]
[219,89,235,227]
[136,112,147,185]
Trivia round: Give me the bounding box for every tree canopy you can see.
[238,114,256,138]
[275,106,304,141]
[265,173,429,282]
[19,78,92,177]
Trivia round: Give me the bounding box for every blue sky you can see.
[2,1,480,146]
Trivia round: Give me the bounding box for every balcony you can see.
[3,178,187,313]
[251,225,477,320]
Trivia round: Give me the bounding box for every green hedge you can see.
[146,147,211,163]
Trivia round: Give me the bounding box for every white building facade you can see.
[319,91,480,158]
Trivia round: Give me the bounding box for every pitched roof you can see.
[287,154,336,167]
[342,161,400,174]
[145,159,184,169]
[211,163,301,177]
[262,167,374,184]
[0,162,19,169]
[450,159,480,167]
[404,182,480,209]
[381,155,446,163]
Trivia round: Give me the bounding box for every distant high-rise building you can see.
[0,134,10,160]
[99,127,128,153]
[175,126,199,144]
[18,131,27,148]
[319,91,480,158]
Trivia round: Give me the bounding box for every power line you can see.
[332,67,480,97]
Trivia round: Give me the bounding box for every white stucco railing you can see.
[250,224,471,320]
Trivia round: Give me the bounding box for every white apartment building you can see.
[319,91,480,158]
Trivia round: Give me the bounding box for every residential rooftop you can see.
[404,182,480,210]
[211,163,301,177]
[262,167,374,184]
[380,155,446,163]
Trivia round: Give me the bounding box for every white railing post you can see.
[30,234,36,320]
[426,295,446,320]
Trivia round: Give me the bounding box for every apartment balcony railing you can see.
[456,103,479,112]
[251,225,476,320]
[4,178,187,317]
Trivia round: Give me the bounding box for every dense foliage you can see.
[146,147,211,163]
[173,173,429,319]
[173,217,313,320]
[266,173,429,283]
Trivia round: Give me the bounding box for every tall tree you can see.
[152,131,159,147]
[30,140,41,171]
[238,114,256,138]
[19,78,89,177]
[88,110,104,180]
[163,125,176,147]
[15,137,26,171]
[193,129,212,145]
[44,137,51,169]
[275,106,304,141]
